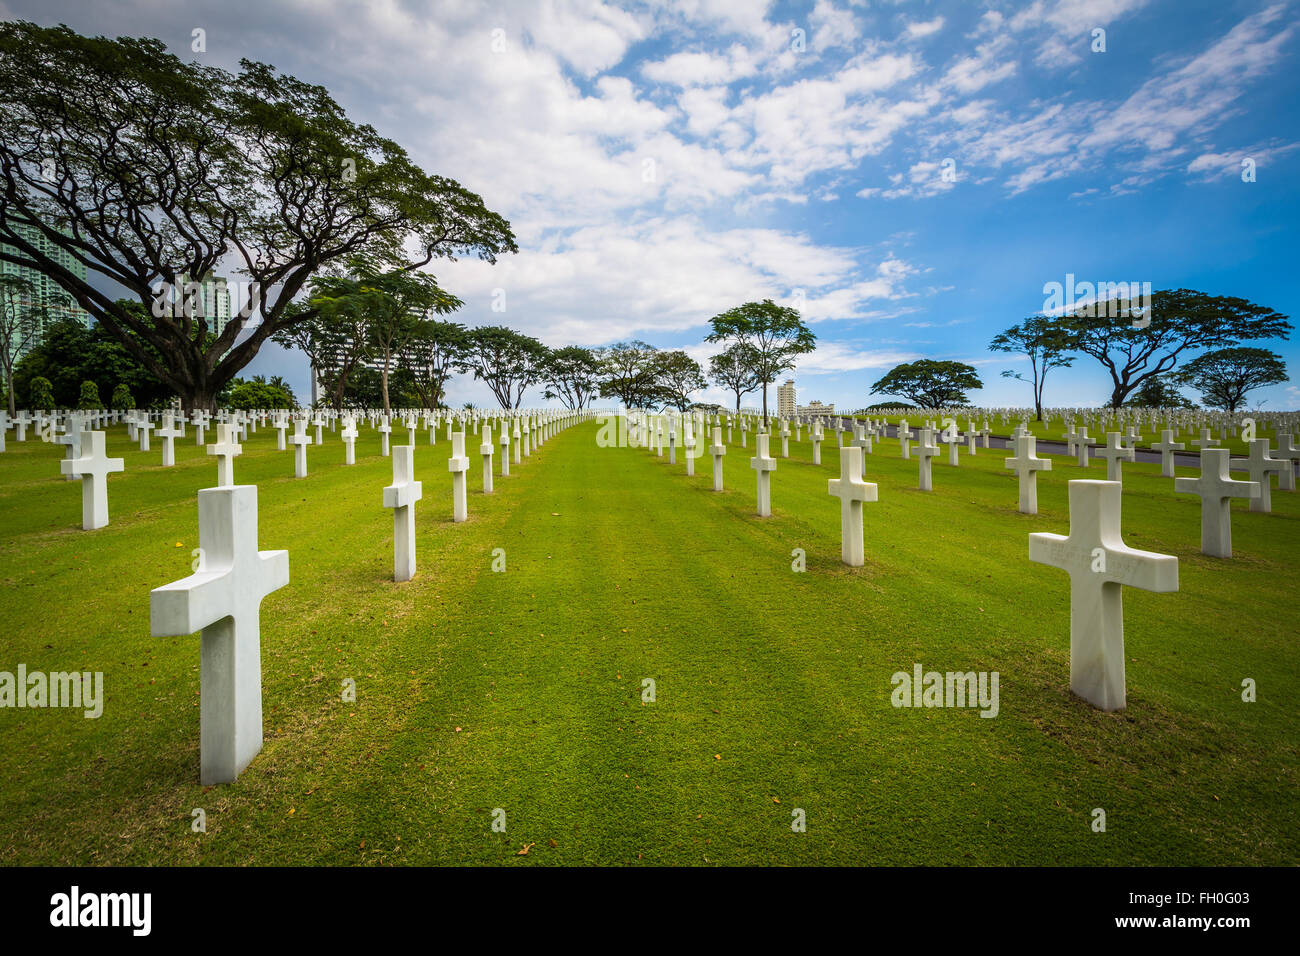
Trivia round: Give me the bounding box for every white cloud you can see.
[904,16,945,40]
[810,0,861,51]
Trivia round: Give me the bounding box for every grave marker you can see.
[750,432,776,517]
[59,430,125,530]
[150,485,289,784]
[1174,448,1258,557]
[827,446,877,566]
[383,446,423,581]
[1029,480,1178,711]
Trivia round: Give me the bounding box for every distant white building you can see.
[797,400,835,417]
[777,379,796,418]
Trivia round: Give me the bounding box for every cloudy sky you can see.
[7,0,1299,410]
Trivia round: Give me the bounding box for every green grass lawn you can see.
[1,417,1296,865]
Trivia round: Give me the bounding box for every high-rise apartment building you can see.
[0,222,92,357]
[777,378,796,418]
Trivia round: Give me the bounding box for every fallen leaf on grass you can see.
[518,843,535,855]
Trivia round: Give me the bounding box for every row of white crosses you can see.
[639,408,1290,714]
[146,410,590,784]
[381,412,589,581]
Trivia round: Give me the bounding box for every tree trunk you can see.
[183,382,220,415]
[381,351,391,417]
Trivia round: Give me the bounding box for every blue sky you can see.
[7,0,1298,410]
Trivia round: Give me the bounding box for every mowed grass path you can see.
[0,418,1296,865]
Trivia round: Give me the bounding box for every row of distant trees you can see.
[868,290,1291,415]
[283,282,816,416]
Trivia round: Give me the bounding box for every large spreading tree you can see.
[598,340,661,408]
[307,263,462,417]
[402,319,470,410]
[653,350,706,412]
[705,300,815,419]
[1172,347,1288,412]
[1057,289,1291,408]
[869,360,982,409]
[708,343,761,412]
[543,346,603,410]
[0,22,516,411]
[988,316,1073,421]
[461,326,548,409]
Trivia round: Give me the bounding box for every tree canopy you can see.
[869,360,982,409]
[1172,347,1288,412]
[461,326,548,409]
[0,21,516,410]
[989,316,1073,420]
[1057,289,1291,408]
[708,343,761,412]
[13,313,173,409]
[705,300,815,419]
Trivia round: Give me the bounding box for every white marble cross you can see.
[1272,434,1299,492]
[1005,434,1051,514]
[480,423,495,493]
[811,422,824,465]
[448,431,470,522]
[383,446,423,581]
[378,416,392,457]
[709,426,726,492]
[1151,429,1185,478]
[898,419,911,459]
[274,416,288,451]
[1192,428,1219,452]
[852,423,872,457]
[684,424,696,477]
[750,432,776,516]
[1098,432,1135,482]
[205,423,243,487]
[289,419,313,478]
[157,413,182,467]
[55,416,83,480]
[915,427,939,491]
[1029,480,1178,711]
[150,485,289,784]
[942,426,960,466]
[341,417,359,465]
[60,430,125,529]
[779,420,790,458]
[499,424,511,475]
[1175,448,1258,558]
[1074,427,1095,467]
[827,446,877,566]
[1233,439,1284,513]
